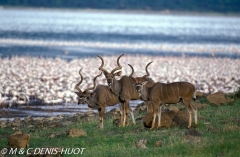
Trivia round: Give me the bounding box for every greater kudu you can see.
[128,64,197,129]
[97,54,155,126]
[74,68,121,129]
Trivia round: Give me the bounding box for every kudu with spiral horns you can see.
[128,63,197,129]
[74,68,121,129]
[97,54,155,126]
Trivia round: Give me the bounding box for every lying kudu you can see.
[128,64,197,129]
[74,68,121,129]
[97,54,155,126]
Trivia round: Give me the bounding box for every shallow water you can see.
[0,100,143,120]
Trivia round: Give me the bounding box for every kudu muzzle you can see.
[136,84,142,92]
[107,78,113,86]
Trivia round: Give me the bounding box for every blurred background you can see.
[0,0,240,119]
[0,0,240,58]
[0,0,240,12]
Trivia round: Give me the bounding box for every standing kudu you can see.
[97,54,155,126]
[128,62,155,112]
[128,64,197,130]
[74,68,121,129]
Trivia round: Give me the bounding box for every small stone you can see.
[67,128,87,137]
[135,139,148,149]
[155,140,163,147]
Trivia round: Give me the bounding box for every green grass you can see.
[1,97,240,157]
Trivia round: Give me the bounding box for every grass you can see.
[1,95,240,157]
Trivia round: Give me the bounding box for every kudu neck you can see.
[86,96,98,109]
[140,85,150,101]
[109,78,121,96]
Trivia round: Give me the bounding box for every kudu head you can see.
[74,68,102,105]
[128,62,153,93]
[97,54,124,87]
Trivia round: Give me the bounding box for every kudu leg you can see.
[150,103,159,130]
[157,105,163,129]
[146,101,153,113]
[130,108,136,125]
[190,103,198,127]
[119,103,124,127]
[188,110,192,128]
[124,100,130,126]
[122,103,126,127]
[183,99,192,128]
[98,107,105,129]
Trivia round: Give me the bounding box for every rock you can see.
[0,121,7,128]
[155,140,163,147]
[10,120,22,129]
[67,128,87,137]
[135,139,148,149]
[143,110,177,128]
[13,117,21,123]
[46,132,63,139]
[49,134,55,139]
[24,116,33,124]
[207,92,233,106]
[8,134,30,148]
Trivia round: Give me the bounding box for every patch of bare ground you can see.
[183,129,202,143]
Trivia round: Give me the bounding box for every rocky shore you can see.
[0,91,235,131]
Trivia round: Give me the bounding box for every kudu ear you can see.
[114,71,122,76]
[129,77,136,84]
[142,81,148,86]
[102,71,108,77]
[90,92,96,98]
[74,92,81,97]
